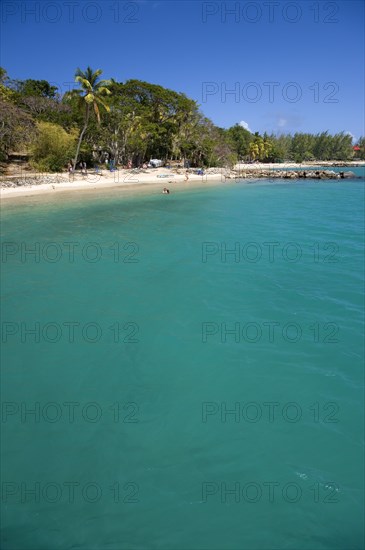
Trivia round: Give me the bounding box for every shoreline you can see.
[0,168,224,200]
[1,162,364,203]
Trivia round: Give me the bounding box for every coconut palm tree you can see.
[68,67,111,170]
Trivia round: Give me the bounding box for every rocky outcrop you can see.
[226,169,359,180]
[0,175,67,188]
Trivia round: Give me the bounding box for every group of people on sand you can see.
[67,161,87,181]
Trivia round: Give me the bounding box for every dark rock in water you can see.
[323,171,337,179]
[231,168,362,181]
[283,171,296,179]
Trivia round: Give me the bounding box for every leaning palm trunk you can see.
[67,67,111,171]
[73,104,90,170]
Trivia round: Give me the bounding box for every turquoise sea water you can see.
[1,174,364,549]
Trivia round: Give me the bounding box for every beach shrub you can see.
[30,122,78,172]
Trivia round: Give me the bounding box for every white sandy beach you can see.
[1,162,364,201]
[0,167,226,199]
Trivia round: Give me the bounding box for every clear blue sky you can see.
[1,0,364,140]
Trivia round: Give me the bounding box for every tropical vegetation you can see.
[0,67,363,172]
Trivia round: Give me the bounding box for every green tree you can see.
[226,124,252,160]
[291,133,315,162]
[312,131,331,160]
[16,79,59,99]
[97,79,202,166]
[248,133,273,161]
[265,133,292,162]
[66,67,111,169]
[98,79,150,165]
[330,132,353,160]
[30,121,78,172]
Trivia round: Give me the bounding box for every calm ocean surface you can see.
[1,173,364,549]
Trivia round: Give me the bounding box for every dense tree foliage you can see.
[0,67,360,169]
[11,79,58,99]
[226,124,252,159]
[30,122,78,172]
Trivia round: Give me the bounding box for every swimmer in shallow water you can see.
[162,188,170,194]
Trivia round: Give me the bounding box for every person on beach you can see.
[68,162,74,181]
[185,170,189,182]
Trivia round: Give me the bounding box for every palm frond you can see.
[84,93,95,104]
[96,79,112,89]
[96,86,112,96]
[75,67,84,78]
[75,76,93,91]
[92,69,103,79]
[95,96,111,112]
[73,67,112,125]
